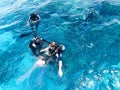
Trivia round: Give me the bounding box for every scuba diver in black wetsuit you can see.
[85,9,98,22]
[40,42,65,77]
[29,36,50,56]
[29,36,44,56]
[40,42,65,61]
[28,12,41,36]
[29,39,65,77]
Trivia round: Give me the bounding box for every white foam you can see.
[75,88,79,90]
[107,85,112,90]
[88,43,94,48]
[88,80,94,88]
[103,69,109,73]
[0,0,27,19]
[94,75,99,79]
[81,82,86,86]
[116,81,120,88]
[90,61,96,65]
[0,20,20,30]
[50,13,59,17]
[109,0,120,5]
[93,0,106,2]
[88,69,94,73]
[31,0,51,9]
[104,19,120,26]
[63,2,72,5]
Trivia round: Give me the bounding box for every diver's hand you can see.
[58,70,63,77]
[40,50,43,53]
[32,43,36,48]
[58,61,63,77]
[40,47,49,53]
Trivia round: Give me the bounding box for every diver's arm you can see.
[56,53,63,77]
[32,43,36,48]
[40,47,49,52]
[58,60,63,77]
[31,38,37,48]
[59,60,62,71]
[37,15,41,21]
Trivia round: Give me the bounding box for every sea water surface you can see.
[0,0,120,90]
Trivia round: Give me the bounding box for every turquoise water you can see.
[0,0,120,90]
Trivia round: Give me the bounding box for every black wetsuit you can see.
[29,13,40,36]
[29,37,50,56]
[29,38,43,56]
[48,45,63,61]
[85,10,98,22]
[30,15,39,21]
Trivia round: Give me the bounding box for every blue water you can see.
[0,0,120,90]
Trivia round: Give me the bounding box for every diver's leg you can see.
[36,21,40,30]
[30,23,36,37]
[35,21,40,35]
[30,23,34,31]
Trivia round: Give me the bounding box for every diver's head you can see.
[35,36,41,43]
[50,42,56,47]
[30,12,38,18]
[30,13,36,17]
[50,42,56,49]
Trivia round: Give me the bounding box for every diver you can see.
[85,9,98,22]
[28,12,41,36]
[29,36,44,56]
[29,36,50,56]
[40,42,65,77]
